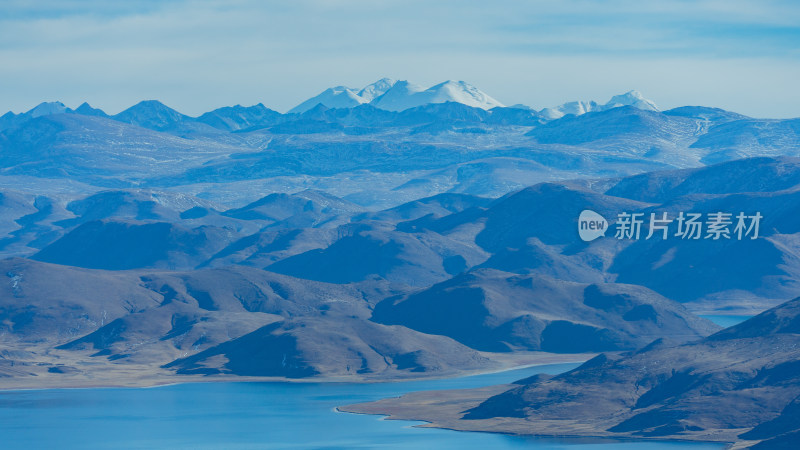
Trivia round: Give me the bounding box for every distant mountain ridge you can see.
[538,90,659,119]
[0,97,796,215]
[287,79,663,116]
[1,80,665,129]
[288,78,505,113]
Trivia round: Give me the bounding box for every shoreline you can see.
[2,355,739,449]
[0,352,593,392]
[338,386,740,449]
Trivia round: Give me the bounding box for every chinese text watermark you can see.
[578,210,762,242]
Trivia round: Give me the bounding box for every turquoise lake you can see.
[698,314,751,328]
[0,362,725,449]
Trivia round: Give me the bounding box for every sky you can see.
[1,0,799,118]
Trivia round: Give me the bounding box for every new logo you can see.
[578,210,608,242]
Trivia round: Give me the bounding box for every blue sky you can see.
[1,0,799,117]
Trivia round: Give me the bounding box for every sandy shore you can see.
[339,385,741,448]
[0,350,594,391]
[3,351,746,447]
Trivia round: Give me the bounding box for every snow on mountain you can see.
[290,79,504,113]
[540,101,599,120]
[541,90,658,119]
[371,80,504,112]
[663,106,748,122]
[357,78,396,102]
[27,101,68,118]
[288,86,367,114]
[4,85,659,130]
[367,80,426,111]
[1,102,73,131]
[426,80,504,110]
[605,90,658,111]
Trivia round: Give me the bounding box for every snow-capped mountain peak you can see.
[425,80,505,110]
[370,80,503,112]
[604,90,658,111]
[540,100,600,119]
[27,101,68,118]
[368,80,426,111]
[288,85,366,114]
[358,78,396,102]
[290,78,504,113]
[540,90,658,119]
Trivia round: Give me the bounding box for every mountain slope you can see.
[691,118,800,164]
[196,104,282,131]
[0,113,248,186]
[344,297,800,446]
[605,156,800,203]
[0,258,502,381]
[113,100,193,131]
[464,297,800,443]
[266,222,488,286]
[372,269,718,353]
[288,86,367,113]
[357,78,397,102]
[0,102,69,131]
[526,106,698,157]
[73,102,108,117]
[165,317,494,378]
[222,189,363,227]
[371,80,504,111]
[32,220,237,270]
[540,90,658,120]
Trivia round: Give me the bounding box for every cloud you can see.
[0,0,798,117]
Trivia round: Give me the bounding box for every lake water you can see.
[0,362,724,449]
[699,314,751,328]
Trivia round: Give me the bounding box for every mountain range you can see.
[1,79,662,131]
[5,156,800,314]
[2,86,798,215]
[2,83,800,447]
[288,79,506,113]
[537,90,659,119]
